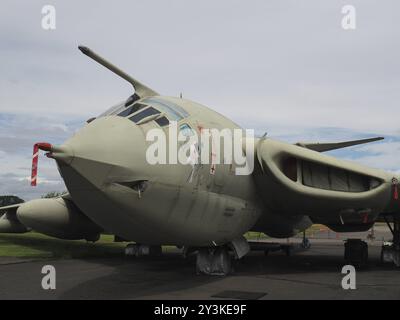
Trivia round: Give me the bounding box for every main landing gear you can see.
[193,236,250,276]
[196,247,232,276]
[381,215,400,267]
[344,239,368,268]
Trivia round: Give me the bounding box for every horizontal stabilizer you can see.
[296,137,384,152]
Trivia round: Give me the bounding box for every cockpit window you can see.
[155,116,170,127]
[129,107,160,123]
[118,103,147,117]
[179,123,195,137]
[124,93,140,107]
[99,97,188,129]
[142,97,189,121]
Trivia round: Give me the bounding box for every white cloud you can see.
[354,142,400,155]
[344,141,400,172]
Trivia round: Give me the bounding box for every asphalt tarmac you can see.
[1,226,400,300]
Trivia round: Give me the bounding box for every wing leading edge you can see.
[296,137,384,152]
[0,203,29,233]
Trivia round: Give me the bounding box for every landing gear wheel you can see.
[381,244,400,266]
[344,239,368,268]
[196,247,232,276]
[381,215,400,267]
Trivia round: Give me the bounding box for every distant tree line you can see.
[0,195,24,207]
[41,191,67,199]
[0,191,67,207]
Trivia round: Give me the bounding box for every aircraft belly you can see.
[252,209,313,238]
[60,163,261,245]
[163,188,261,245]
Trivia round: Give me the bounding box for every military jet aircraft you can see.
[0,46,399,275]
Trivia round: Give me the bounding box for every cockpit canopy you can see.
[96,97,189,127]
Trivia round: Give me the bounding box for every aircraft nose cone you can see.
[59,116,149,186]
[67,116,146,160]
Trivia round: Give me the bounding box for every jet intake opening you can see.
[279,156,383,193]
[282,157,298,182]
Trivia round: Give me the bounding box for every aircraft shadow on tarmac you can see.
[0,234,396,299]
[59,246,393,300]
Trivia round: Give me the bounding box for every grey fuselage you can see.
[56,96,267,246]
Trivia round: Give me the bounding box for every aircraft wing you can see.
[295,137,384,152]
[253,138,398,231]
[0,203,29,233]
[0,203,21,214]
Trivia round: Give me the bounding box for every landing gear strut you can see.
[344,239,368,268]
[381,215,400,266]
[301,231,311,249]
[196,247,232,276]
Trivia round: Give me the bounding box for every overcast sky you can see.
[1,0,400,200]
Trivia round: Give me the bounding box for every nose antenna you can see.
[31,142,52,186]
[78,45,158,99]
